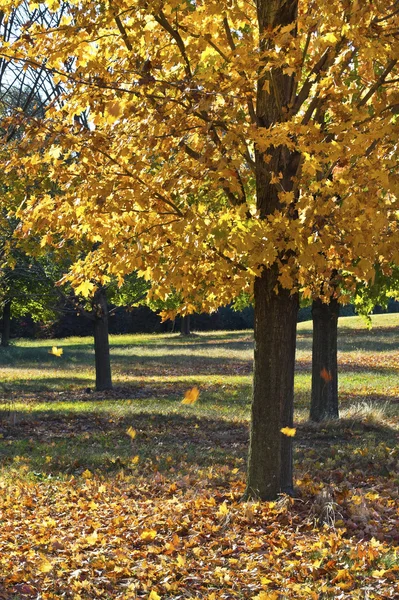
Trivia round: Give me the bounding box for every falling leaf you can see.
[126,427,137,440]
[182,386,200,404]
[320,367,333,382]
[48,346,63,357]
[280,427,296,437]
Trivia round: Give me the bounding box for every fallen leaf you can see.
[38,558,53,573]
[141,529,157,541]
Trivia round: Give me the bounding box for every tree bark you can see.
[310,298,339,421]
[246,270,298,500]
[180,315,191,336]
[244,0,299,500]
[93,288,112,391]
[1,299,11,347]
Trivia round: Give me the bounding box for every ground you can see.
[0,315,398,599]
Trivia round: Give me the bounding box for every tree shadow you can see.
[296,358,398,375]
[1,406,397,477]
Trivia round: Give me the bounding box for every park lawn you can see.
[0,314,398,599]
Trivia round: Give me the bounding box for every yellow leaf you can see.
[131,455,140,464]
[253,592,279,600]
[217,501,229,516]
[280,427,296,437]
[182,386,200,404]
[262,80,270,94]
[82,469,92,479]
[85,530,98,545]
[325,32,338,44]
[149,592,161,600]
[372,569,386,578]
[126,427,137,440]
[141,529,157,541]
[48,145,62,160]
[177,554,186,567]
[48,346,63,357]
[38,559,53,573]
[75,280,95,298]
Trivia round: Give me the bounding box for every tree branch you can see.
[154,11,192,78]
[357,59,398,107]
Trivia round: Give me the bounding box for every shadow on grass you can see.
[0,376,94,393]
[1,406,397,481]
[295,390,399,412]
[296,328,399,354]
[0,411,249,479]
[296,359,398,376]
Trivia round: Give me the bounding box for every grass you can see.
[0,314,398,599]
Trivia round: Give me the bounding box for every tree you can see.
[1,1,399,499]
[309,267,399,423]
[309,296,340,422]
[73,274,149,391]
[180,315,191,336]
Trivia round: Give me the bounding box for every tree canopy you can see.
[0,0,397,312]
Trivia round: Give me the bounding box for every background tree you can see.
[1,0,399,499]
[71,273,149,391]
[309,266,399,422]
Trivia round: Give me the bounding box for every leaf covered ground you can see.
[0,315,398,599]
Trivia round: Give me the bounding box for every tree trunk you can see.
[244,0,299,500]
[246,270,298,500]
[310,298,339,422]
[1,299,11,347]
[93,288,112,391]
[180,315,191,336]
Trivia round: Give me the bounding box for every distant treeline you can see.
[2,299,399,339]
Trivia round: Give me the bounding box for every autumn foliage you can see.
[0,0,396,301]
[0,0,399,499]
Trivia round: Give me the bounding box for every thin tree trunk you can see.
[245,269,298,500]
[1,299,11,347]
[180,315,191,336]
[310,298,339,421]
[93,288,112,391]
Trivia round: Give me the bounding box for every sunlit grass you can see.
[1,315,398,419]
